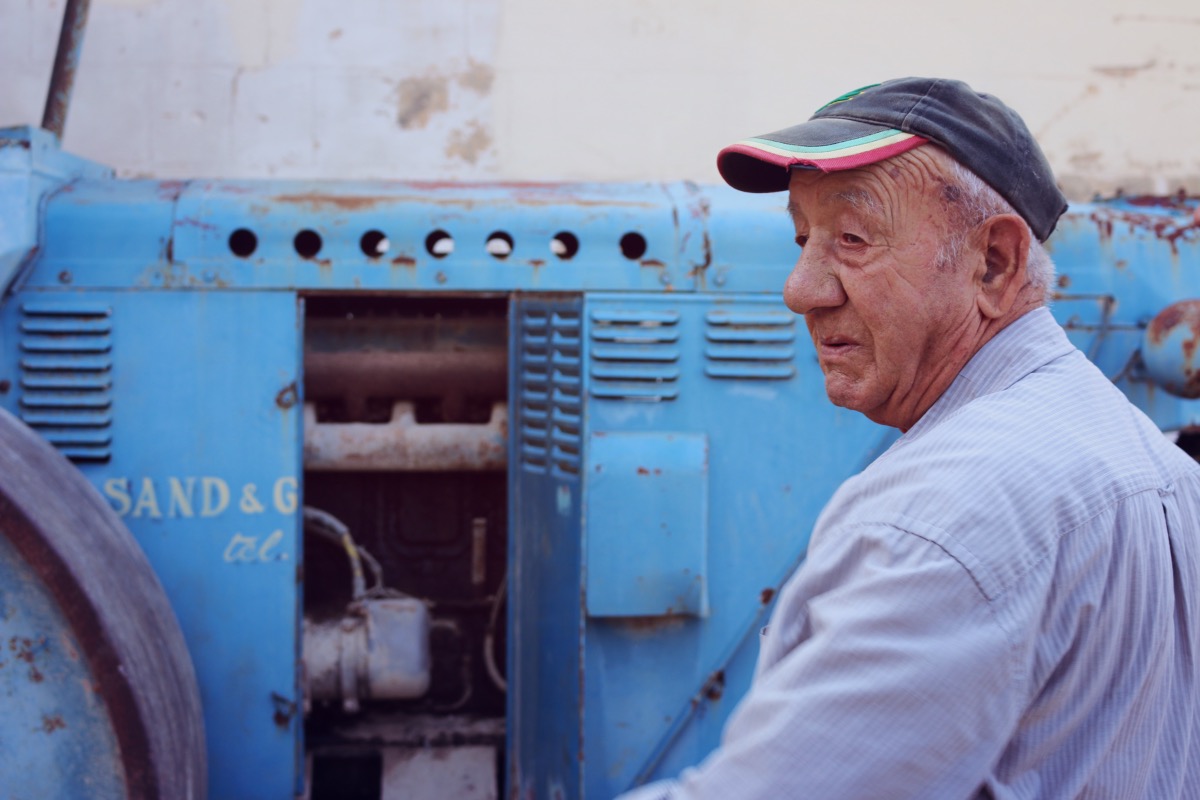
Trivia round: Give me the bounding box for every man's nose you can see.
[783,245,846,315]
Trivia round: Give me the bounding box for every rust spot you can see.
[0,379,10,394]
[636,467,650,475]
[165,236,174,263]
[275,382,298,410]
[274,193,387,211]
[1057,274,1071,289]
[41,715,66,734]
[176,217,217,231]
[760,587,775,605]
[1086,203,1200,256]
[29,666,43,683]
[156,180,187,202]
[1127,192,1195,210]
[528,259,545,268]
[640,259,667,269]
[58,270,71,285]
[270,692,296,729]
[703,669,726,702]
[391,254,417,267]
[1146,302,1189,346]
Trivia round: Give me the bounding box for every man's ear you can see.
[976,214,1030,320]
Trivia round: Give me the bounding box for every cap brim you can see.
[717,118,929,193]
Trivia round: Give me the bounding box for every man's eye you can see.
[841,233,865,246]
[795,234,809,247]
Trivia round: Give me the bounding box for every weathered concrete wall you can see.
[4,0,1199,198]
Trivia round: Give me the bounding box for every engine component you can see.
[304,401,508,472]
[304,597,432,714]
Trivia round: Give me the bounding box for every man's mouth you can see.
[816,335,859,360]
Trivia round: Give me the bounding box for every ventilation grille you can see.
[589,308,680,402]
[19,302,114,462]
[517,302,582,476]
[704,309,796,380]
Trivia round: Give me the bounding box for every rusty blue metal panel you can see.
[578,293,892,798]
[509,294,586,800]
[585,431,709,617]
[24,178,710,294]
[1,287,305,798]
[1045,197,1200,429]
[0,126,111,297]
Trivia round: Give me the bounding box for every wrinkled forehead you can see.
[785,149,953,222]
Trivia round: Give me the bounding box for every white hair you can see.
[932,149,1056,302]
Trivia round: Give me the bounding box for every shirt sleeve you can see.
[618,523,1025,800]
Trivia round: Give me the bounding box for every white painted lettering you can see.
[131,477,163,519]
[222,533,258,563]
[201,477,230,517]
[258,529,284,561]
[103,478,132,517]
[167,477,196,518]
[239,483,265,514]
[273,477,298,514]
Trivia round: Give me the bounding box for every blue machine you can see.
[3,121,1200,800]
[5,13,1200,791]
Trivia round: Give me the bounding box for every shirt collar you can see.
[900,307,1076,442]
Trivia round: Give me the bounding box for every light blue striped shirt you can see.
[620,308,1200,799]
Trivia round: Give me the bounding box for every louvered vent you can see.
[517,302,582,476]
[589,308,680,402]
[704,308,796,380]
[19,302,114,462]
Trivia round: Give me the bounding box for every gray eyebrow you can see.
[785,190,881,219]
[832,188,881,213]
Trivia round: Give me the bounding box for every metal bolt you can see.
[435,271,447,284]
[57,271,72,284]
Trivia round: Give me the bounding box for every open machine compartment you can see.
[300,294,509,800]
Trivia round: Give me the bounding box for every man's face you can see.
[783,150,982,430]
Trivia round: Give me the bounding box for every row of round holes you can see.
[227,228,650,262]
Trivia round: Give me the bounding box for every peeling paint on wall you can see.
[7,0,1200,190]
[395,73,451,130]
[445,120,494,164]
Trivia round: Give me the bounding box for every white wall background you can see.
[4,0,1200,199]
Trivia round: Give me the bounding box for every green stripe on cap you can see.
[814,83,881,112]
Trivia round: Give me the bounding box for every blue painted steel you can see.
[0,529,126,799]
[1044,197,1200,428]
[0,127,110,295]
[0,289,303,798]
[509,294,586,799]
[578,293,885,796]
[2,125,1200,799]
[1141,300,1200,398]
[585,431,709,617]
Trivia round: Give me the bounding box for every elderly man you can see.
[619,78,1200,798]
